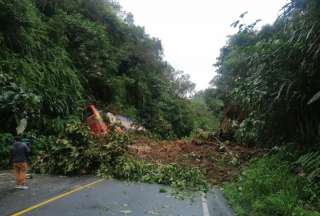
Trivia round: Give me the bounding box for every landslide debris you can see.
[129,136,260,185]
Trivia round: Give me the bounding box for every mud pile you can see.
[129,137,260,184]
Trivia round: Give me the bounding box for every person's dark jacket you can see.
[9,141,30,164]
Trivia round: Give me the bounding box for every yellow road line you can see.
[11,179,104,216]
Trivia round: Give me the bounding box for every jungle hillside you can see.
[1,0,320,216]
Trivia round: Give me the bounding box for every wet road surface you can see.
[0,171,234,216]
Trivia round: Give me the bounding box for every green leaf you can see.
[307,91,320,105]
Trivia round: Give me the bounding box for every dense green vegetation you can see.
[190,91,222,132]
[0,0,207,139]
[211,0,320,148]
[2,0,320,213]
[207,0,320,214]
[224,153,320,216]
[0,0,213,194]
[0,119,210,192]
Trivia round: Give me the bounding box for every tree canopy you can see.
[0,0,199,138]
[211,0,320,148]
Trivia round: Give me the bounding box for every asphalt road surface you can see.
[0,171,234,216]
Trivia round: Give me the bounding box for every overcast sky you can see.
[117,0,288,91]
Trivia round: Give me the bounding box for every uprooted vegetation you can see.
[31,122,130,175]
[27,125,259,192]
[128,132,259,185]
[110,156,210,192]
[0,119,210,192]
[0,114,257,193]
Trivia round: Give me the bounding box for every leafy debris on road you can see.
[129,135,260,184]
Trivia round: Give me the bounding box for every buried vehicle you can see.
[85,105,145,136]
[85,105,108,136]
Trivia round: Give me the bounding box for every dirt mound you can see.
[128,137,259,184]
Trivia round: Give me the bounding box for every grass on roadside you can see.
[223,153,320,216]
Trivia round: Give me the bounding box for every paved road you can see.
[0,171,234,216]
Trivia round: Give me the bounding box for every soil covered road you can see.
[128,136,258,184]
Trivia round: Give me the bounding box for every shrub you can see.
[31,120,129,175]
[0,133,14,169]
[235,112,265,146]
[223,153,320,216]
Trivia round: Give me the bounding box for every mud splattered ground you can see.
[128,137,260,185]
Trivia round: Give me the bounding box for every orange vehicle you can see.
[85,105,108,136]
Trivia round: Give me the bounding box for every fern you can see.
[297,151,320,181]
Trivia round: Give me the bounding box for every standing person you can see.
[9,136,30,189]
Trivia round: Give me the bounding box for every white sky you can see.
[117,0,288,91]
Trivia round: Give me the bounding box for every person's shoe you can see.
[20,185,29,190]
[15,185,22,189]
